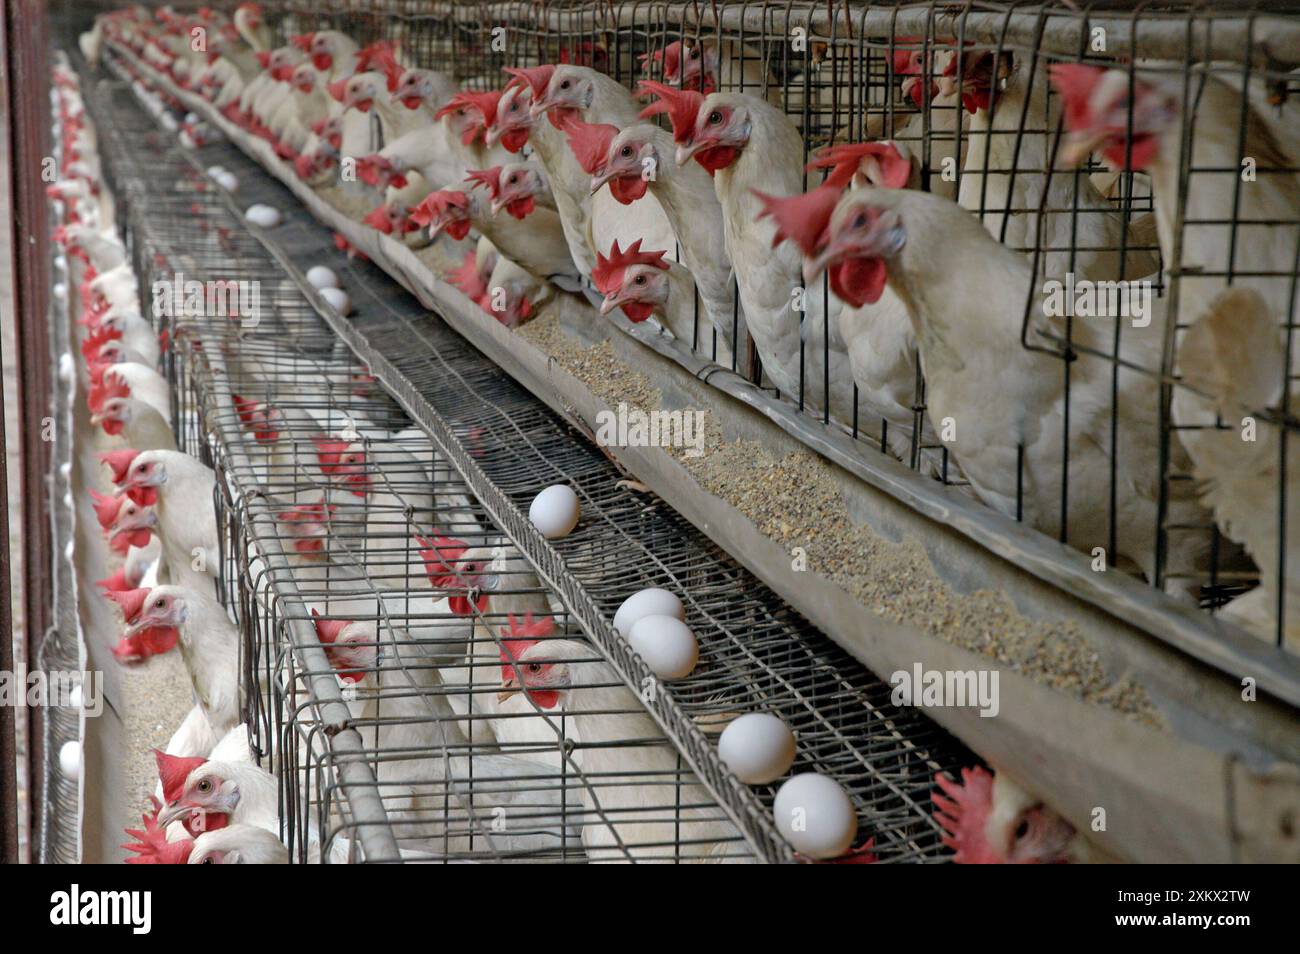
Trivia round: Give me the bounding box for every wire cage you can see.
[85,55,973,863]
[190,0,1298,655]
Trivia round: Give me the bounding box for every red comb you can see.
[503,611,556,641]
[90,489,123,530]
[311,436,351,472]
[123,796,194,864]
[99,448,141,484]
[232,394,259,424]
[354,39,395,75]
[96,567,138,595]
[591,239,669,296]
[498,613,557,684]
[1049,63,1105,131]
[105,586,150,623]
[289,33,314,52]
[88,373,131,415]
[464,167,503,199]
[154,750,207,803]
[254,50,272,69]
[560,116,618,175]
[370,43,405,92]
[891,37,925,76]
[637,80,704,144]
[354,154,387,187]
[363,204,393,233]
[311,607,351,644]
[932,766,1000,864]
[415,533,486,616]
[409,190,469,235]
[753,185,841,255]
[416,533,469,580]
[808,142,911,190]
[293,152,318,179]
[437,90,504,129]
[447,251,488,302]
[79,324,122,363]
[504,64,555,97]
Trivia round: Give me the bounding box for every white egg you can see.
[719,713,796,785]
[53,282,67,300]
[528,484,580,539]
[215,171,239,192]
[244,204,281,228]
[58,740,82,782]
[205,164,227,177]
[68,683,84,710]
[627,614,698,680]
[613,587,684,637]
[773,773,857,859]
[318,286,352,315]
[306,265,340,290]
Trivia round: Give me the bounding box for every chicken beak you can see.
[599,292,626,316]
[489,194,510,216]
[1059,130,1106,169]
[802,249,833,285]
[528,95,553,119]
[497,677,519,704]
[156,802,193,829]
[674,140,702,167]
[589,168,616,195]
[484,124,502,147]
[120,615,155,638]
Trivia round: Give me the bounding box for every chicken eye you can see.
[852,213,870,230]
[526,663,543,674]
[507,174,517,184]
[559,80,571,89]
[690,47,700,59]
[155,598,165,608]
[620,146,633,158]
[201,857,216,864]
[1014,818,1031,840]
[708,110,723,125]
[196,779,213,793]
[635,274,646,285]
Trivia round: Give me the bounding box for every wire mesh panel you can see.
[91,0,1300,661]
[87,56,974,862]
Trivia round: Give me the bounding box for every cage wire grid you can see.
[87,63,971,863]
[96,0,1300,659]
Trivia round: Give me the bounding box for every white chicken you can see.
[642,83,866,426]
[584,112,743,355]
[114,449,219,597]
[803,184,1211,588]
[498,638,750,863]
[126,585,241,757]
